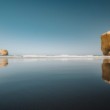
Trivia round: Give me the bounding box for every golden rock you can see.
[0,49,8,56]
[101,31,110,55]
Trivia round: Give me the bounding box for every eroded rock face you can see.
[101,31,110,55]
[0,50,8,56]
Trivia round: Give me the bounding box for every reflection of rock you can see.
[101,31,110,55]
[0,58,8,68]
[102,59,110,84]
[0,50,8,56]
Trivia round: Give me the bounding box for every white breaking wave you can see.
[1,55,110,61]
[22,54,94,58]
[1,54,110,59]
[20,55,110,59]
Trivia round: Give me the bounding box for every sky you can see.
[0,0,110,55]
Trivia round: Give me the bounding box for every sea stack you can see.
[0,49,8,56]
[101,31,110,55]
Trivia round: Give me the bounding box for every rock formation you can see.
[101,31,110,55]
[102,59,110,84]
[0,49,8,56]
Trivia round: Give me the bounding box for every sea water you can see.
[0,58,110,110]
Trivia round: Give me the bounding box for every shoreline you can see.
[0,55,110,59]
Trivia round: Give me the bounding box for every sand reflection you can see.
[102,59,110,84]
[0,58,8,68]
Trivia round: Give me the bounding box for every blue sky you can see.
[0,0,110,55]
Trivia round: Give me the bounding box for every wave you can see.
[22,55,95,58]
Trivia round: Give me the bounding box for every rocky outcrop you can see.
[0,50,8,56]
[101,31,110,55]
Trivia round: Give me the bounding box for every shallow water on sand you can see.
[0,58,110,110]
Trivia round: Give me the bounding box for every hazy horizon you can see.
[0,0,110,55]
